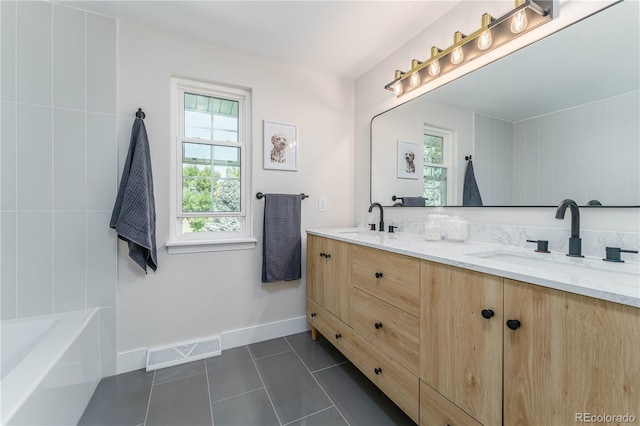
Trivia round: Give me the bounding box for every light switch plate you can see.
[318,197,327,212]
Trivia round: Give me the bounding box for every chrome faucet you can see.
[555,199,583,257]
[368,202,384,232]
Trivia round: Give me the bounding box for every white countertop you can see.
[307,228,640,309]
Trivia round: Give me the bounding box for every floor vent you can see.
[146,336,221,371]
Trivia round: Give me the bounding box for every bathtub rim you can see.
[1,307,100,425]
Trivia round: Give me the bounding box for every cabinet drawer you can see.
[419,380,482,426]
[351,288,419,375]
[351,244,420,316]
[350,330,419,423]
[307,298,352,358]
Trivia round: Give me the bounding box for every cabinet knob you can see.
[374,367,382,375]
[375,272,383,279]
[481,309,495,319]
[325,253,331,258]
[506,319,521,330]
[319,252,325,258]
[310,312,316,318]
[374,322,383,329]
[335,333,341,339]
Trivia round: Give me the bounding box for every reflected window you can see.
[423,127,453,206]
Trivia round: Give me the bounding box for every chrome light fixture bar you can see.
[385,0,553,97]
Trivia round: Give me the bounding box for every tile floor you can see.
[79,331,416,426]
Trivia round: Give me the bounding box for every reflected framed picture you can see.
[397,140,419,179]
[264,120,298,171]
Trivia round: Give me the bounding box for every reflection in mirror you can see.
[371,1,639,207]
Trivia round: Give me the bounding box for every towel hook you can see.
[465,155,472,161]
[136,108,146,119]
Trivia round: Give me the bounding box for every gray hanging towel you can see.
[110,117,157,273]
[462,158,483,206]
[402,197,426,207]
[262,194,302,283]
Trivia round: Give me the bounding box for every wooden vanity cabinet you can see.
[503,279,640,426]
[307,234,639,426]
[420,262,503,426]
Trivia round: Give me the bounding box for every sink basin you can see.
[469,250,640,283]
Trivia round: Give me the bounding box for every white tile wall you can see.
[17,1,52,106]
[16,212,53,317]
[474,113,514,205]
[0,1,117,320]
[1,1,16,101]
[513,91,639,206]
[54,212,87,312]
[53,6,86,110]
[54,109,86,210]
[87,14,117,114]
[1,101,17,210]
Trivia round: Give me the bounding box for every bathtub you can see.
[1,308,102,425]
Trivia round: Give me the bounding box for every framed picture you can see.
[264,120,298,171]
[397,140,419,179]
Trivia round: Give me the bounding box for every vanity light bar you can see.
[385,0,553,97]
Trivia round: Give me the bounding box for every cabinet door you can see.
[323,238,350,323]
[421,261,503,426]
[306,235,350,322]
[504,279,640,426]
[306,235,325,305]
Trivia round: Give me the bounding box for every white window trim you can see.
[166,77,255,254]
[423,124,457,206]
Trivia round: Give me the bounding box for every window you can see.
[167,78,254,253]
[423,126,454,206]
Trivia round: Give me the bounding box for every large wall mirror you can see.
[371,1,639,208]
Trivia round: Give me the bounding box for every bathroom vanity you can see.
[306,230,639,426]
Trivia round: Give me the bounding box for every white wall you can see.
[116,22,354,359]
[474,113,514,206]
[1,2,117,320]
[355,0,639,233]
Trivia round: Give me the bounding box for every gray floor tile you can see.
[255,350,332,424]
[248,337,291,359]
[314,363,415,426]
[78,369,153,426]
[206,346,263,402]
[146,374,212,426]
[285,407,348,426]
[286,331,348,372]
[211,388,280,426]
[153,359,205,385]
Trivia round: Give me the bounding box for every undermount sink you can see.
[469,250,640,283]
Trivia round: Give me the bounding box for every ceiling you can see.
[61,1,462,79]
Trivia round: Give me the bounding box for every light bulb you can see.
[409,72,420,88]
[511,10,528,33]
[451,46,464,65]
[428,60,440,76]
[393,82,403,96]
[477,29,492,50]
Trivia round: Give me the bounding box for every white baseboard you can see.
[116,348,148,375]
[115,315,310,374]
[221,315,309,350]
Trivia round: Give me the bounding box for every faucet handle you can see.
[369,223,376,231]
[526,239,550,253]
[388,225,398,233]
[603,246,639,263]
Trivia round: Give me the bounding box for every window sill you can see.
[165,237,257,254]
